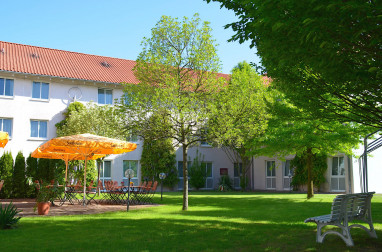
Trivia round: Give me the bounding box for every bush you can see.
[13,152,26,198]
[189,151,206,190]
[0,202,21,229]
[26,154,38,198]
[218,175,233,191]
[0,152,14,198]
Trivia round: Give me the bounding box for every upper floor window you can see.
[32,82,49,100]
[0,118,12,137]
[30,120,47,138]
[0,78,14,97]
[98,89,113,105]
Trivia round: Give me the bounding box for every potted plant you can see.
[34,181,61,215]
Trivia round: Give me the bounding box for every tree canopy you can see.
[206,0,381,128]
[119,14,225,210]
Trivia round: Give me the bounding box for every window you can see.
[30,120,47,138]
[100,160,112,186]
[234,163,243,188]
[0,118,12,137]
[200,128,210,146]
[123,93,133,106]
[98,88,113,105]
[266,161,276,189]
[32,82,49,99]
[126,132,138,142]
[201,162,213,189]
[178,161,191,190]
[123,160,138,185]
[283,160,293,190]
[331,157,345,192]
[0,78,14,97]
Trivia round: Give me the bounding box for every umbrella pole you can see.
[64,159,69,185]
[83,156,88,206]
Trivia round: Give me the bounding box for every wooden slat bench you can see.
[304,192,377,246]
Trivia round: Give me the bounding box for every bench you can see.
[304,192,377,246]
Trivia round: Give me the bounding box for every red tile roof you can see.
[0,41,138,84]
[0,41,230,84]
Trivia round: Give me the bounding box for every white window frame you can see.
[283,160,293,190]
[266,160,276,189]
[100,160,112,186]
[234,162,243,189]
[123,160,139,186]
[98,88,113,105]
[0,118,13,138]
[30,120,48,139]
[0,78,14,98]
[31,81,50,101]
[201,162,213,189]
[331,156,346,192]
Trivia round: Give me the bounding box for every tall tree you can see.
[258,90,370,198]
[0,151,13,198]
[208,61,269,190]
[206,0,381,128]
[119,14,225,210]
[13,151,26,198]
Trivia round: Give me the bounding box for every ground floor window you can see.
[178,161,191,190]
[331,156,345,192]
[123,160,138,186]
[0,118,12,137]
[100,160,112,186]
[266,161,276,189]
[201,162,213,189]
[283,160,293,190]
[234,163,242,189]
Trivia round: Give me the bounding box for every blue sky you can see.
[1,0,260,74]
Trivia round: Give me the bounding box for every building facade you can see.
[0,41,353,193]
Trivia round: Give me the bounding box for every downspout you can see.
[347,156,352,193]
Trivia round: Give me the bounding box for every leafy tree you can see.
[119,14,225,210]
[55,101,85,133]
[206,0,381,128]
[12,152,26,198]
[208,61,269,190]
[67,160,96,186]
[189,150,206,190]
[0,152,13,198]
[140,131,178,188]
[290,152,328,191]
[258,90,370,198]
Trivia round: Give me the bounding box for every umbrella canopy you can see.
[37,134,137,205]
[0,131,9,148]
[31,147,106,184]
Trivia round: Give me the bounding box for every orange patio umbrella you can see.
[0,131,9,148]
[31,147,106,184]
[37,133,137,205]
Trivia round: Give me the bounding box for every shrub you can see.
[0,152,14,198]
[0,202,22,229]
[26,154,38,198]
[189,151,206,190]
[13,152,26,198]
[218,175,233,191]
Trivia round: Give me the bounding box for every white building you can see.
[0,41,353,193]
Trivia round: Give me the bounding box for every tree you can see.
[140,132,178,188]
[258,90,370,198]
[189,150,206,190]
[119,14,225,210]
[26,154,38,197]
[208,61,269,190]
[13,152,26,198]
[0,151,13,198]
[206,0,381,128]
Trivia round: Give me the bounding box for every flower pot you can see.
[37,202,51,215]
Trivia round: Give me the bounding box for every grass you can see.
[0,192,381,251]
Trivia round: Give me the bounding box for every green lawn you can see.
[1,192,381,251]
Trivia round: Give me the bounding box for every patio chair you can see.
[138,181,153,204]
[146,181,158,204]
[85,180,98,205]
[0,180,4,192]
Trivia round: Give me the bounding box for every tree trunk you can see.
[182,145,188,211]
[306,147,314,199]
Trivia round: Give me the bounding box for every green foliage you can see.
[35,182,63,203]
[68,160,96,186]
[140,135,178,188]
[119,13,225,210]
[0,202,21,229]
[12,152,26,198]
[0,152,14,198]
[36,158,53,183]
[206,0,381,128]
[189,151,206,190]
[57,102,126,139]
[26,154,38,198]
[218,175,233,191]
[55,101,85,133]
[291,152,328,191]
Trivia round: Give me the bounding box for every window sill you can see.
[30,98,50,102]
[200,144,212,148]
[0,95,14,100]
[28,137,48,141]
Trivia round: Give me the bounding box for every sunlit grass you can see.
[0,192,381,251]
